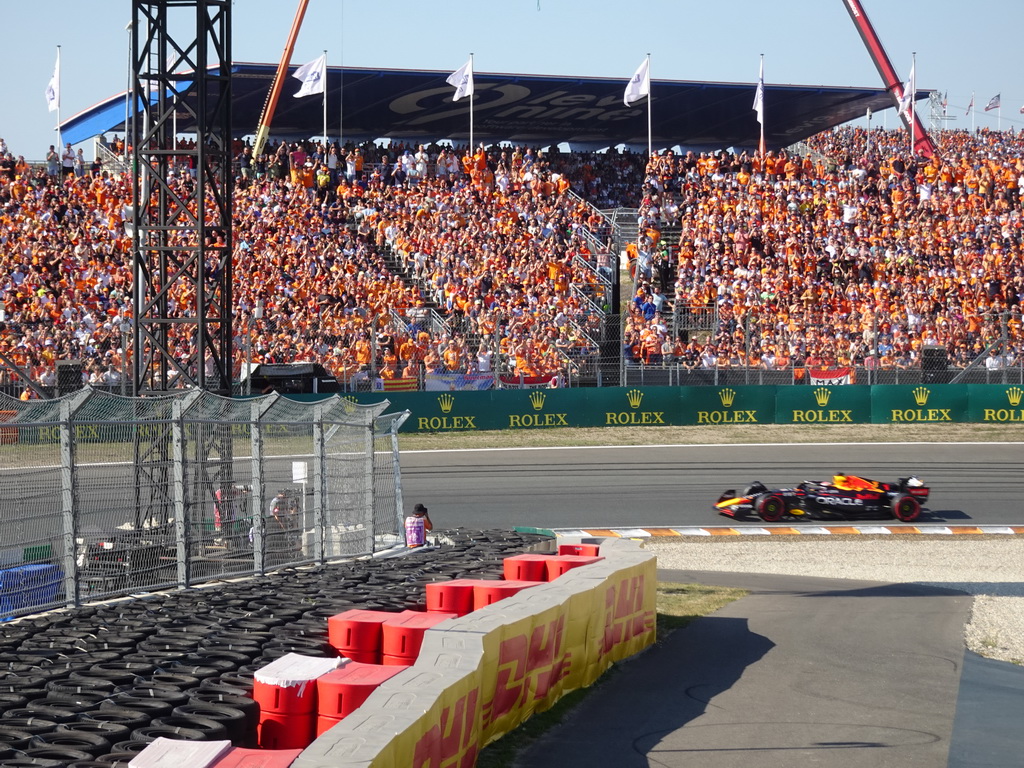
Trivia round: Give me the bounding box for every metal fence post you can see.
[311,405,326,563]
[250,394,277,575]
[172,392,201,588]
[58,389,91,608]
[390,413,410,543]
[364,419,375,554]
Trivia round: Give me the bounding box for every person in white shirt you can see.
[985,349,1005,370]
[61,143,76,178]
[476,344,493,373]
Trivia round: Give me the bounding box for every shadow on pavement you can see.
[519,614,774,767]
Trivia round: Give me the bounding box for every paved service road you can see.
[400,442,1021,530]
[517,570,975,768]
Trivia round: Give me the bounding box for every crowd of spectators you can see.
[624,127,1024,374]
[0,136,625,393]
[2,124,1024,395]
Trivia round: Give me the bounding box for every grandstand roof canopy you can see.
[61,63,918,151]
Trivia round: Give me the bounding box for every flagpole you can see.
[758,53,765,158]
[322,49,328,145]
[646,53,652,159]
[469,52,475,157]
[55,46,62,150]
[909,52,915,157]
[971,92,975,133]
[866,108,872,156]
[339,1,344,147]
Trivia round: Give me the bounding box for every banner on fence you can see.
[425,373,496,391]
[808,367,854,385]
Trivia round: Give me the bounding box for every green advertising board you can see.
[587,387,681,428]
[679,385,776,426]
[775,385,871,425]
[327,383,1021,433]
[375,391,499,432]
[870,384,969,424]
[967,383,1024,424]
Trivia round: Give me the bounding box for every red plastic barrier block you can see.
[339,648,381,665]
[257,710,315,750]
[545,554,604,581]
[424,579,489,616]
[253,653,345,715]
[382,653,416,666]
[558,543,600,557]
[472,580,541,611]
[502,553,551,582]
[327,609,396,655]
[251,655,344,716]
[381,610,457,660]
[316,661,409,719]
[316,714,344,737]
[210,746,304,768]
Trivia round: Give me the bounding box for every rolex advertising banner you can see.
[967,383,1024,423]
[678,385,777,426]
[324,383,1017,433]
[344,387,684,432]
[870,384,968,424]
[775,385,871,425]
[587,387,681,428]
[350,390,501,432]
[500,387,585,429]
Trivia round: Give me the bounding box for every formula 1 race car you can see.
[714,474,930,523]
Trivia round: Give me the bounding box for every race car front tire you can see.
[891,493,921,522]
[757,493,786,523]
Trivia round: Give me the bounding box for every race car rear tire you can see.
[756,494,786,523]
[892,493,921,522]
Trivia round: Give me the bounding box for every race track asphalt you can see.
[400,442,1021,530]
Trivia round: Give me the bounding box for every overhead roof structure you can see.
[61,63,921,151]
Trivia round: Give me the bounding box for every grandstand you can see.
[1,122,1022,396]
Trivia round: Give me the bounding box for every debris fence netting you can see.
[0,388,404,620]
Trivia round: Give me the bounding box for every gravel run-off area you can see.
[646,536,1024,665]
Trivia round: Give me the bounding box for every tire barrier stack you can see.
[0,529,551,767]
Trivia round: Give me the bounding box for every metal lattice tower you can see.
[928,90,956,137]
[130,0,233,395]
[129,1,234,537]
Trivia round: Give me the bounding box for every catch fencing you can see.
[0,388,407,620]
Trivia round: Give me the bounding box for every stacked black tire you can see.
[0,529,551,767]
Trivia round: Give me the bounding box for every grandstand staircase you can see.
[656,224,682,307]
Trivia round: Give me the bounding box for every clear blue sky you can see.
[3,0,1023,159]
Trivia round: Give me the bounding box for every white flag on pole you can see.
[447,58,474,101]
[293,53,327,98]
[45,52,60,113]
[897,61,914,118]
[753,59,765,126]
[623,57,650,107]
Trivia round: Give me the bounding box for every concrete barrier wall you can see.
[293,538,656,768]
